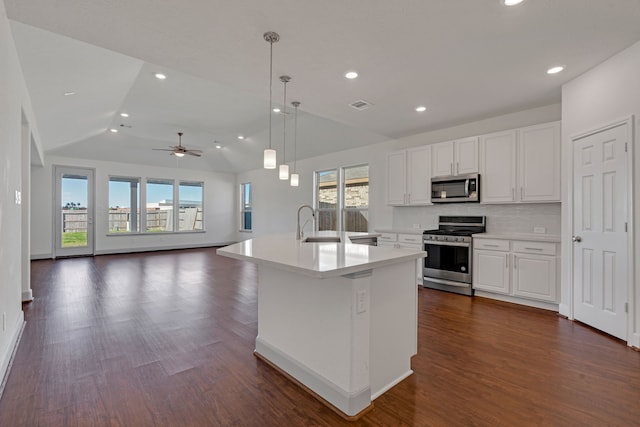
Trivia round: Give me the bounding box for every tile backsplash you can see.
[391,203,561,234]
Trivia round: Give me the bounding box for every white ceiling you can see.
[6,0,640,173]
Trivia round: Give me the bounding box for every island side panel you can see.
[255,265,372,416]
[369,260,418,399]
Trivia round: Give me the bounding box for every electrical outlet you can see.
[15,190,21,205]
[533,227,546,234]
[356,290,367,314]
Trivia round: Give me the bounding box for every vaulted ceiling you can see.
[7,0,640,172]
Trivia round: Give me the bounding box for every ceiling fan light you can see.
[264,149,277,169]
[279,164,289,180]
[174,152,185,157]
[290,173,299,187]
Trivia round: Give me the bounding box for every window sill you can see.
[107,230,206,237]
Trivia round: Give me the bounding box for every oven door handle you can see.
[465,179,469,197]
[423,240,470,248]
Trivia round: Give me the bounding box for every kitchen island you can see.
[217,232,425,418]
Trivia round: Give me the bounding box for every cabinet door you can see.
[398,242,424,284]
[406,146,431,205]
[455,137,479,175]
[518,122,561,202]
[431,141,454,177]
[479,130,517,203]
[512,254,557,302]
[473,250,510,294]
[386,151,407,205]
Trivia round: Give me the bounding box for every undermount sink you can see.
[303,236,342,243]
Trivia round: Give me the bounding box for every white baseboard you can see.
[0,314,25,401]
[629,332,640,349]
[474,291,559,311]
[21,289,33,302]
[95,242,235,256]
[255,337,371,417]
[558,303,572,319]
[31,253,52,260]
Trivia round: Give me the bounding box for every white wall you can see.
[31,156,236,258]
[561,39,640,347]
[236,104,561,240]
[0,1,39,386]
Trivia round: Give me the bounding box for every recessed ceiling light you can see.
[109,128,118,133]
[63,91,76,96]
[273,108,281,113]
[237,135,244,140]
[154,73,167,80]
[415,106,427,112]
[215,144,223,149]
[503,0,524,6]
[345,71,358,79]
[120,113,129,117]
[547,66,565,74]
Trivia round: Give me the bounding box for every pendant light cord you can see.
[268,40,273,150]
[282,79,287,162]
[293,102,298,172]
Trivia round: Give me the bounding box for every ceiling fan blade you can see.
[186,151,202,157]
[152,148,175,152]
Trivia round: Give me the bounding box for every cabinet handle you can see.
[408,194,411,204]
[520,187,523,199]
[456,162,459,175]
[524,247,544,251]
[404,238,417,242]
[513,255,517,269]
[450,163,453,175]
[512,188,515,200]
[484,244,499,247]
[505,255,508,269]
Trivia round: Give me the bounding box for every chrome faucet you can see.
[296,204,315,240]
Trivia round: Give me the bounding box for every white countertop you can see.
[375,228,426,235]
[217,232,425,279]
[472,233,561,243]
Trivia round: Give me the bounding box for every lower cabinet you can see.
[473,237,559,306]
[378,232,423,284]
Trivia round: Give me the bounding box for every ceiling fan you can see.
[153,132,203,157]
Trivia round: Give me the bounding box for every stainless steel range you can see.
[422,216,486,296]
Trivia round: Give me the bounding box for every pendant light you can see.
[279,75,291,180]
[290,101,300,187]
[263,32,279,169]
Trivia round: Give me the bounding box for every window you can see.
[315,169,338,231]
[179,181,203,231]
[343,164,369,232]
[108,177,140,233]
[241,182,252,231]
[314,164,369,232]
[146,179,174,232]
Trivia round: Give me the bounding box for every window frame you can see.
[108,176,141,234]
[342,164,369,233]
[314,168,340,231]
[178,181,204,232]
[240,182,252,232]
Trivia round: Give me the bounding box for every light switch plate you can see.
[15,190,21,205]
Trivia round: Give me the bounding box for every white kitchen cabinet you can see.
[511,240,557,302]
[386,146,431,205]
[479,130,517,203]
[518,121,561,202]
[473,236,559,306]
[376,231,423,284]
[431,137,478,177]
[473,239,510,294]
[479,121,561,204]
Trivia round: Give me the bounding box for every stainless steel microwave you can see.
[431,173,480,203]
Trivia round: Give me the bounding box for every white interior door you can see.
[572,123,628,340]
[54,166,95,257]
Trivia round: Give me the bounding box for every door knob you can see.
[572,235,582,242]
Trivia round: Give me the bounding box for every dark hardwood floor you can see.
[1,248,638,426]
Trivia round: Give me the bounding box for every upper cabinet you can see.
[431,137,478,177]
[386,146,431,205]
[480,121,560,204]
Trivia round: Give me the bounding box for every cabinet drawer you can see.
[398,234,422,244]
[512,240,556,256]
[473,239,509,251]
[378,233,398,242]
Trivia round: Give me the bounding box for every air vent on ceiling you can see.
[349,99,372,111]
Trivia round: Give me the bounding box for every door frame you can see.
[53,165,96,258]
[567,116,635,345]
